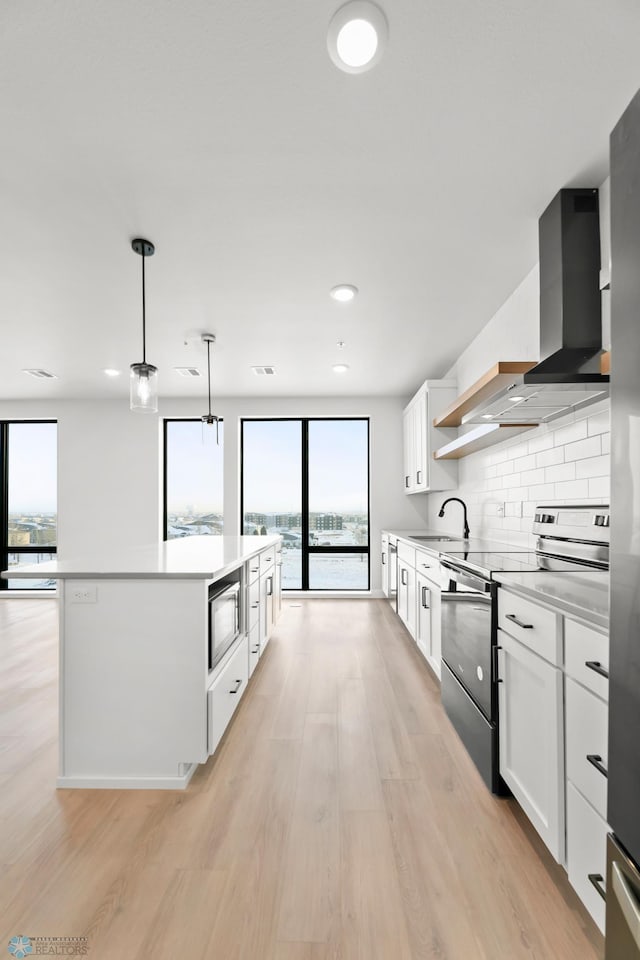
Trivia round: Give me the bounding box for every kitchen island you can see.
[2,535,282,790]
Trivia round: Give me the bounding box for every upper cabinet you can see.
[403,380,458,493]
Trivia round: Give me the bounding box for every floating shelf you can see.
[433,423,535,460]
[433,362,537,428]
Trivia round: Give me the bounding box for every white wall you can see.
[0,394,428,591]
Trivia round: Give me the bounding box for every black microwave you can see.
[208,579,241,672]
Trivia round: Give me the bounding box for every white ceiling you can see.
[2,0,640,401]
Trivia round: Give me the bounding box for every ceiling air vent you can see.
[251,365,276,376]
[22,369,58,379]
[174,367,201,377]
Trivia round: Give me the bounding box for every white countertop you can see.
[494,570,610,629]
[1,534,281,581]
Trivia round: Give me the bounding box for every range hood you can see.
[463,188,609,426]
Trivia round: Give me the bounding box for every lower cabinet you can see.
[207,636,249,755]
[567,781,608,933]
[497,631,565,862]
[397,560,416,638]
[415,572,432,660]
[248,625,260,678]
[260,569,274,651]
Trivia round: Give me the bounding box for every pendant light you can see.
[201,333,220,444]
[130,238,158,413]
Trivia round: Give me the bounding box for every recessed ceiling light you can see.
[328,1,388,74]
[332,363,350,373]
[481,414,493,420]
[508,396,525,403]
[22,369,58,379]
[330,284,358,302]
[103,368,121,377]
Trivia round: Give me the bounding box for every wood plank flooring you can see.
[0,597,603,959]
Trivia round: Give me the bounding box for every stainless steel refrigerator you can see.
[607,86,640,958]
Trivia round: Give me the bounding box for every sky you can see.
[8,422,57,513]
[167,418,370,516]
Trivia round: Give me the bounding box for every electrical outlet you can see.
[497,502,505,518]
[70,585,97,603]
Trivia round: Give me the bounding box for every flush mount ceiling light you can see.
[201,334,221,444]
[22,368,58,379]
[332,363,350,373]
[129,238,158,413]
[330,284,358,302]
[327,1,388,74]
[103,368,121,377]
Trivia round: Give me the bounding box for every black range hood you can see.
[462,187,609,427]
[524,187,608,385]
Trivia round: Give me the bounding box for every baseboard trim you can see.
[282,589,385,599]
[56,763,198,791]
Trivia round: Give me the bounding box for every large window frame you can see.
[0,419,57,591]
[162,417,225,541]
[240,417,371,591]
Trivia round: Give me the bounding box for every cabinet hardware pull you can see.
[417,470,422,484]
[421,585,429,609]
[405,475,410,488]
[229,679,242,694]
[505,613,533,629]
[586,754,608,778]
[267,576,273,596]
[588,873,607,901]
[401,569,408,586]
[493,645,502,680]
[251,602,259,609]
[250,567,259,573]
[585,660,609,679]
[251,646,259,655]
[382,554,386,564]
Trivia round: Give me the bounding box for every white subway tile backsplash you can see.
[576,455,610,479]
[563,435,602,462]
[514,453,537,472]
[520,467,546,485]
[553,419,588,447]
[588,476,610,499]
[544,462,576,483]
[588,409,610,436]
[428,404,610,546]
[554,479,590,499]
[536,447,565,468]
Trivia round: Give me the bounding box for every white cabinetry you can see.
[564,618,609,933]
[415,572,432,660]
[385,536,444,679]
[381,534,390,599]
[497,628,565,863]
[397,545,416,639]
[402,380,458,494]
[207,635,249,755]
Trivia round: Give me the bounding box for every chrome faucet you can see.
[438,497,470,540]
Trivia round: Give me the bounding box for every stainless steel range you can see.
[439,504,610,794]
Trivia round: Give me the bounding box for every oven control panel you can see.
[532,504,610,543]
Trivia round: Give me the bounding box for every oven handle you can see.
[440,560,490,594]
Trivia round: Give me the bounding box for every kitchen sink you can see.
[410,535,457,542]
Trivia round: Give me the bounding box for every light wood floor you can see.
[0,597,603,959]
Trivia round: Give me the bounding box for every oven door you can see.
[441,591,493,719]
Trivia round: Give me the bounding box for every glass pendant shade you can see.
[130,362,158,413]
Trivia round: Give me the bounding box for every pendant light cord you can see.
[207,338,212,417]
[141,253,147,364]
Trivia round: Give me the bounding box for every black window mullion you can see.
[301,419,309,590]
[0,423,8,590]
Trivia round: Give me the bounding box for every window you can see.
[0,421,57,591]
[241,418,370,590]
[164,419,224,539]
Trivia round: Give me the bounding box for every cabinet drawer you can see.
[248,624,260,678]
[248,578,261,632]
[565,618,609,701]
[207,636,249,755]
[566,781,608,933]
[247,556,261,583]
[414,549,439,573]
[498,589,561,665]
[397,540,416,567]
[566,677,608,819]
[259,549,276,576]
